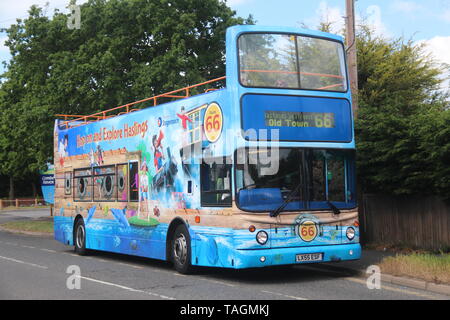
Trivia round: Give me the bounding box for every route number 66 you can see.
[298,221,318,242]
[203,103,223,143]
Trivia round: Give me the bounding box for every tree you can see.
[0,0,252,198]
[354,25,450,197]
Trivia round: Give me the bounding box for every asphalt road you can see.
[0,209,448,300]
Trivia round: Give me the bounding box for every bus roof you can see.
[226,25,345,43]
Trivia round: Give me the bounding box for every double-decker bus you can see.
[54,25,360,273]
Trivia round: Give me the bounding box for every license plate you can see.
[296,252,323,263]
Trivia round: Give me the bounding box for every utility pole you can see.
[345,0,358,118]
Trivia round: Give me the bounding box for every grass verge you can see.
[0,220,53,234]
[379,253,450,284]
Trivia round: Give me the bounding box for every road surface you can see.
[0,209,447,300]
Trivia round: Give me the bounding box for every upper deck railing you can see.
[56,68,345,130]
[56,76,226,129]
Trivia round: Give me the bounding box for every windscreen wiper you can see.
[270,183,302,218]
[326,200,341,215]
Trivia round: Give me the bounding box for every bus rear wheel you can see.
[74,219,88,256]
[171,225,194,274]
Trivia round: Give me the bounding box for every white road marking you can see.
[0,254,48,269]
[173,272,187,277]
[79,276,175,300]
[262,290,307,300]
[21,245,35,249]
[40,248,57,253]
[118,262,144,269]
[197,277,236,287]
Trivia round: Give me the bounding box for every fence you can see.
[0,198,47,209]
[359,194,450,251]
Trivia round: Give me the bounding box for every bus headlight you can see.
[256,231,268,245]
[346,227,355,240]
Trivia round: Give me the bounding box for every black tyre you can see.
[74,219,88,255]
[171,224,194,274]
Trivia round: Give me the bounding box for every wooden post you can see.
[35,198,38,207]
[15,199,19,208]
[0,199,3,210]
[345,0,358,118]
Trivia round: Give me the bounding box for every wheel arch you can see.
[73,214,84,245]
[165,217,190,262]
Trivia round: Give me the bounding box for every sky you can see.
[1,0,450,85]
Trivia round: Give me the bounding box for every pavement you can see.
[0,208,52,222]
[0,208,448,300]
[325,249,395,271]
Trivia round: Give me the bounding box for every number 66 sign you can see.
[203,102,223,143]
[298,220,318,242]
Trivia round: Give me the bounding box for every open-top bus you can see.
[54,25,360,273]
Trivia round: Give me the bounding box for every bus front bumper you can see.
[232,243,361,269]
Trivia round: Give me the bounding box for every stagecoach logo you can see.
[157,116,179,127]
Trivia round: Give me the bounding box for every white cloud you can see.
[364,5,390,37]
[0,36,8,52]
[0,0,88,74]
[417,36,450,92]
[0,0,88,28]
[303,2,390,38]
[0,36,10,75]
[418,36,450,65]
[225,0,253,7]
[441,9,450,23]
[390,1,422,14]
[316,1,345,33]
[301,1,345,34]
[0,35,9,58]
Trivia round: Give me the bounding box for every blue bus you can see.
[54,25,360,273]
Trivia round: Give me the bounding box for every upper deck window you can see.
[238,33,347,92]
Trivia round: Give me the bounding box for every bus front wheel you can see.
[171,225,193,274]
[74,219,88,255]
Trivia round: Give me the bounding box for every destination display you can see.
[265,111,335,128]
[241,94,352,142]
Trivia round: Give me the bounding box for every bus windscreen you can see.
[238,33,347,92]
[236,148,356,212]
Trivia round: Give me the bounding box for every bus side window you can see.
[117,164,128,201]
[93,165,116,201]
[74,168,93,202]
[64,172,72,195]
[200,159,232,207]
[129,161,139,201]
